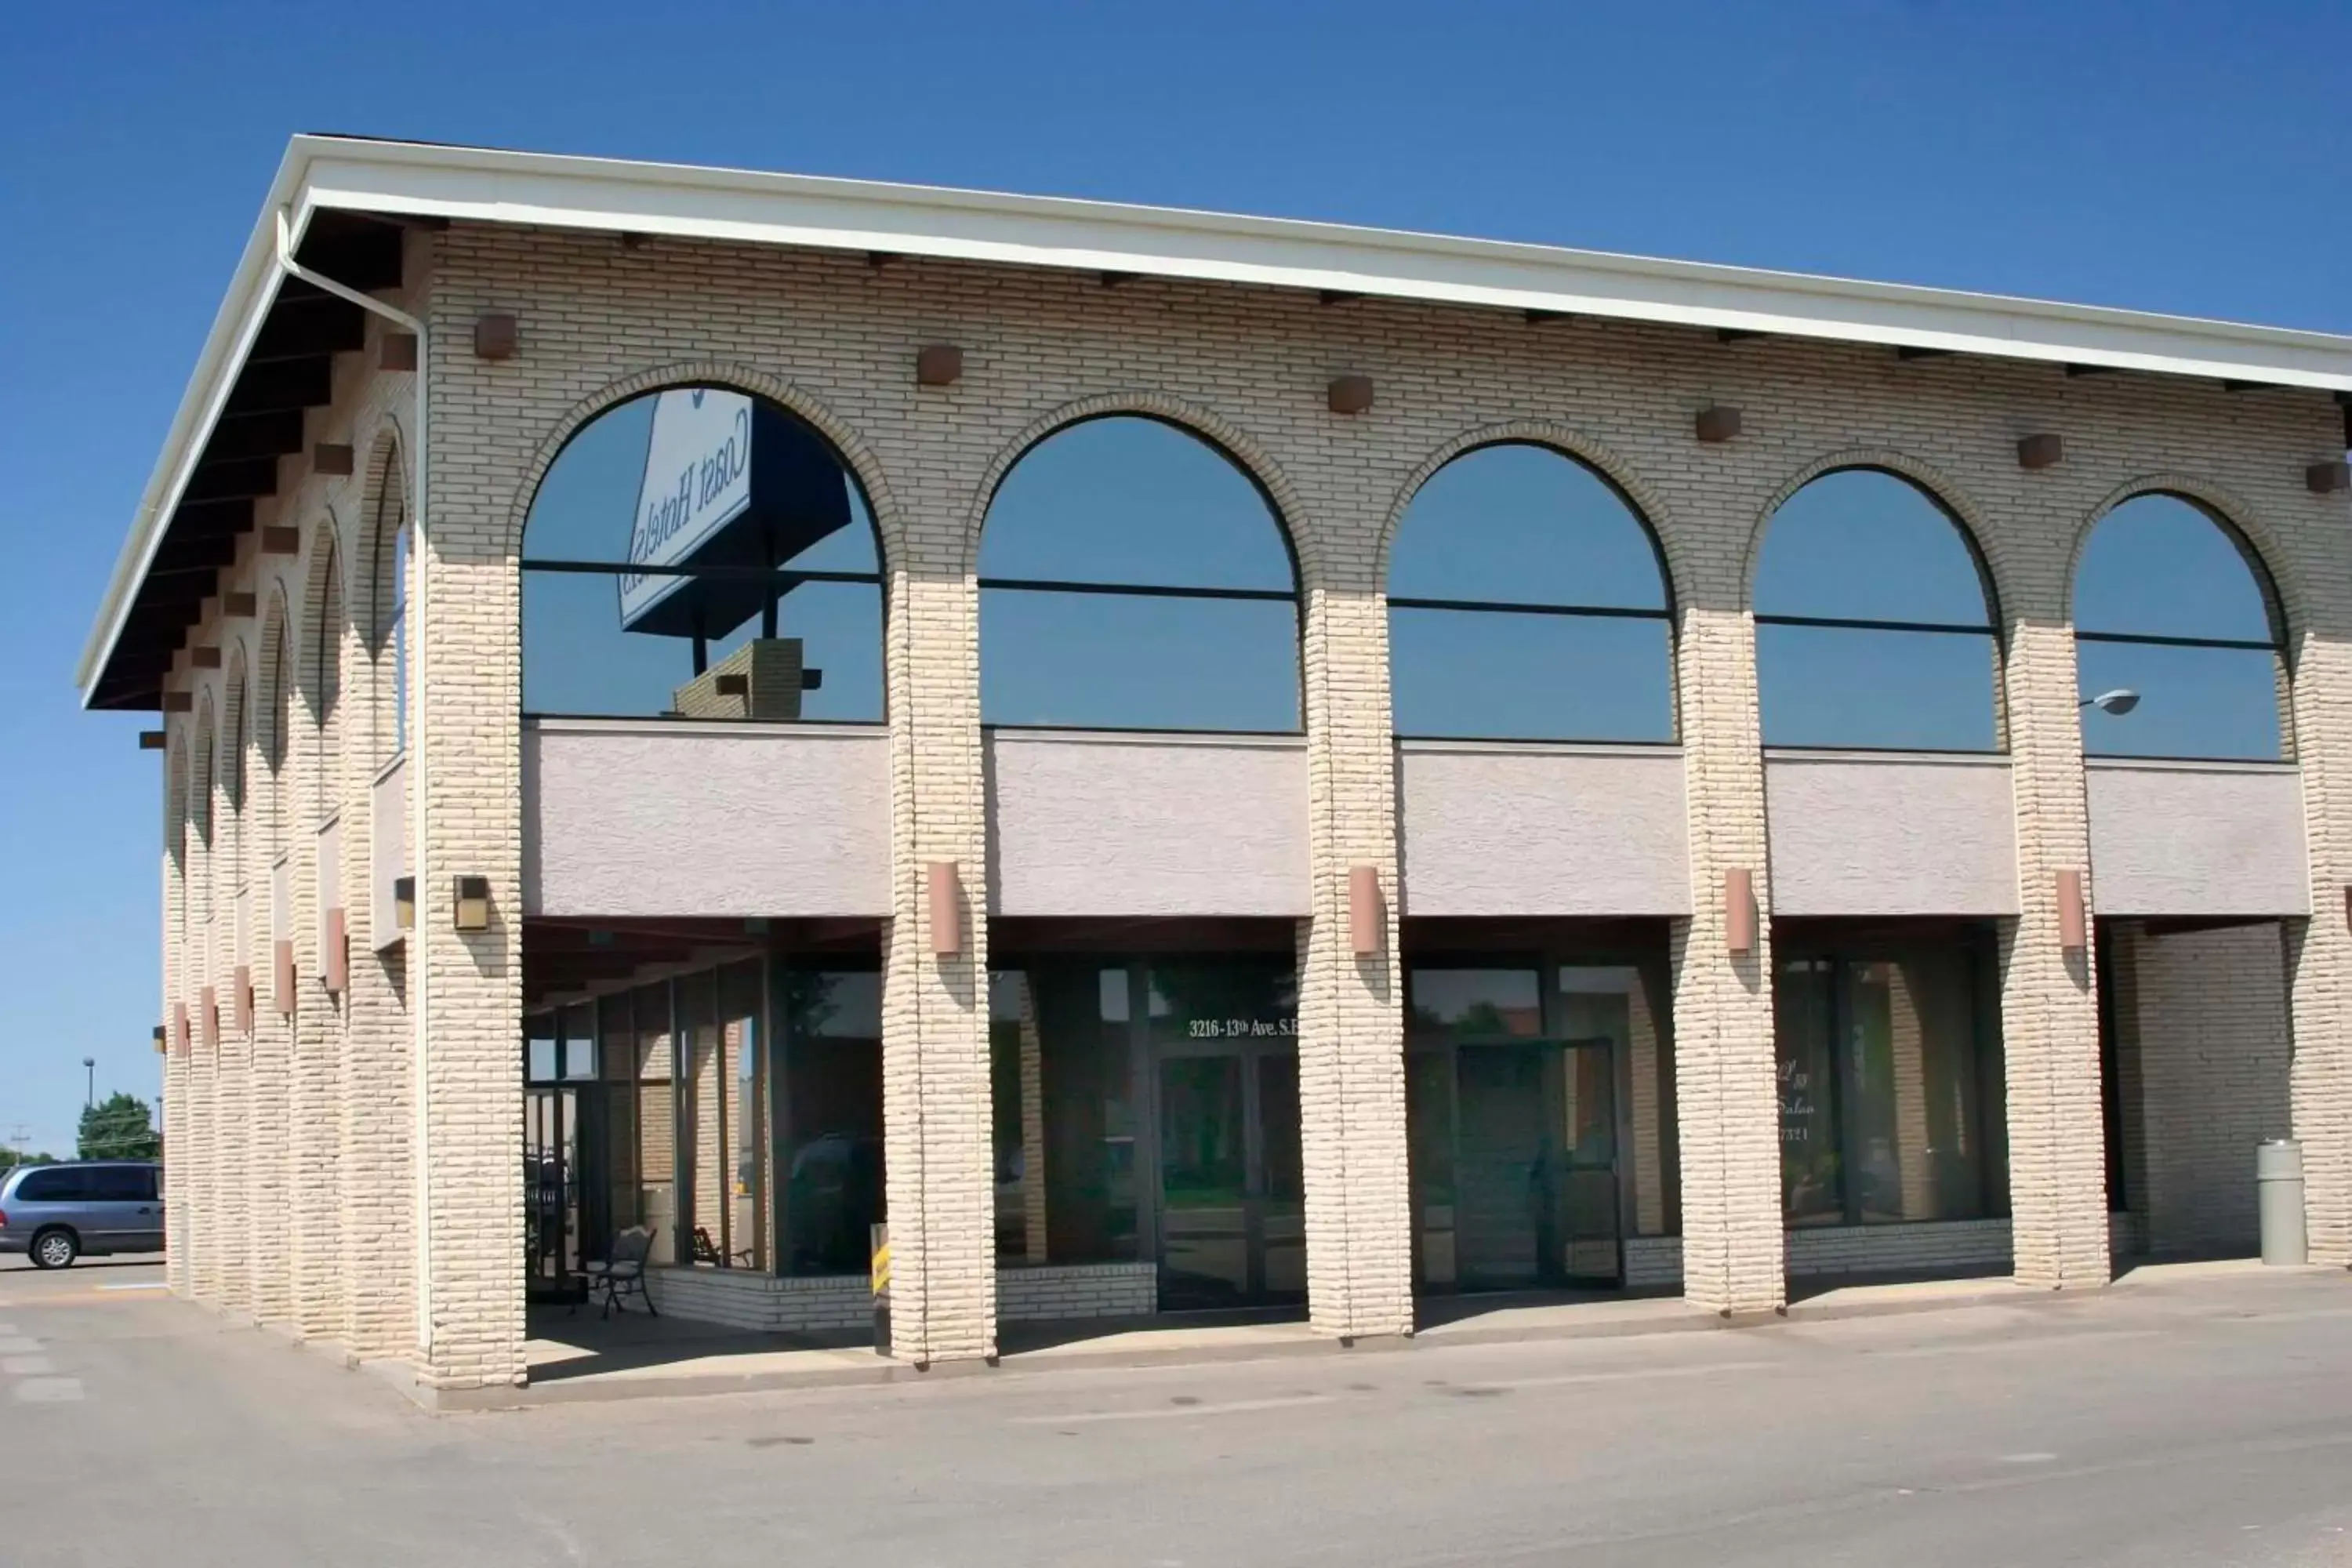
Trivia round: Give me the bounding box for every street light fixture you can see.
[2080,688,2140,716]
[82,1056,95,1108]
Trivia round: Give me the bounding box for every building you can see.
[78,135,2352,1397]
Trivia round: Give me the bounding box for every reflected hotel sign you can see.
[619,388,756,629]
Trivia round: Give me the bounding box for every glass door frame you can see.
[1403,952,1642,1292]
[1151,1033,1304,1308]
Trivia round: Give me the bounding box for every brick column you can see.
[879,542,996,1364]
[2000,619,2110,1288]
[188,822,223,1306]
[1296,578,1413,1340]
[248,924,295,1329]
[1671,606,1784,1315]
[412,367,528,1392]
[2287,623,2352,1268]
[288,726,340,1341]
[162,786,191,1297]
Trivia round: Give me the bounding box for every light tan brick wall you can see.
[2130,923,2293,1255]
[1889,964,1935,1219]
[161,734,190,1297]
[137,214,2352,1380]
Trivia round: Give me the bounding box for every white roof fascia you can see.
[78,135,2352,705]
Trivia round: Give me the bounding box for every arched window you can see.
[2073,494,2285,760]
[310,537,343,729]
[166,733,190,868]
[192,693,216,850]
[365,441,411,758]
[1754,470,2000,751]
[521,387,884,722]
[1388,443,1673,741]
[223,654,248,820]
[979,416,1299,731]
[262,606,292,776]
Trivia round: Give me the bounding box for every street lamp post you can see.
[82,1057,95,1109]
[2080,688,2141,715]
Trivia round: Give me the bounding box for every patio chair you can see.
[577,1225,658,1319]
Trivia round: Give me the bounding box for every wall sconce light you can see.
[2343,884,2351,936]
[2056,869,2088,953]
[394,876,416,932]
[2016,433,2064,470]
[139,731,167,751]
[322,908,349,993]
[172,1002,188,1053]
[234,964,253,1036]
[1696,407,1744,444]
[2308,460,2350,495]
[200,987,219,1051]
[915,344,964,387]
[1348,864,1386,956]
[1327,375,1376,416]
[152,1025,167,1056]
[473,313,518,361]
[927,862,964,956]
[274,938,296,1017]
[452,876,492,934]
[1725,868,1758,954]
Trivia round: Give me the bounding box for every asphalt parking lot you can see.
[2,1255,2348,1566]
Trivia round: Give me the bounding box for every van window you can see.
[89,1167,153,1203]
[14,1167,89,1203]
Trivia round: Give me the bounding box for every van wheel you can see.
[30,1229,78,1270]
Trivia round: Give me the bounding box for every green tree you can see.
[78,1092,161,1160]
[0,1145,57,1169]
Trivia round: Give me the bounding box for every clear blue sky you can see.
[2,1,2346,1156]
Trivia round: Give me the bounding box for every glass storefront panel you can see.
[989,971,1031,1261]
[779,971,883,1276]
[1774,932,2006,1229]
[1036,965,1138,1263]
[721,960,767,1271]
[633,983,678,1264]
[677,971,727,1265]
[1776,958,1842,1226]
[1410,968,1541,1040]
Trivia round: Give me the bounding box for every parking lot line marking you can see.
[3,1356,56,1375]
[13,1378,82,1403]
[95,1282,168,1293]
[0,1337,42,1355]
[1010,1393,1335,1425]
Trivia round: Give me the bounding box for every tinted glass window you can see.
[89,1166,153,1203]
[15,1167,89,1202]
[1755,470,1999,751]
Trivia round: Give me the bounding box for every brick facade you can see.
[140,211,2352,1390]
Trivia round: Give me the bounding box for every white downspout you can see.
[273,209,435,1357]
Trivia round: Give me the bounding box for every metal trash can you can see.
[2258,1139,2307,1265]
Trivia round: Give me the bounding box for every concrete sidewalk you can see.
[464,1261,2320,1410]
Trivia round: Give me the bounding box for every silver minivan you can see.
[0,1162,165,1269]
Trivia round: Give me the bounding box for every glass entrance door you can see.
[1156,1047,1305,1310]
[524,1085,581,1298]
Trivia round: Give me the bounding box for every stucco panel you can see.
[1764,752,2018,916]
[986,730,1308,916]
[522,719,888,916]
[1396,742,1690,916]
[2086,760,2309,916]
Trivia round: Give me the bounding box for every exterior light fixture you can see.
[1348,864,1386,956]
[152,1025,167,1056]
[452,876,492,934]
[234,964,253,1036]
[273,938,296,1016]
[927,862,964,956]
[394,876,416,932]
[139,731,167,751]
[2080,688,2140,716]
[1725,868,1758,954]
[322,909,349,993]
[200,987,219,1051]
[2056,869,2088,953]
[1327,375,1376,416]
[172,1002,188,1053]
